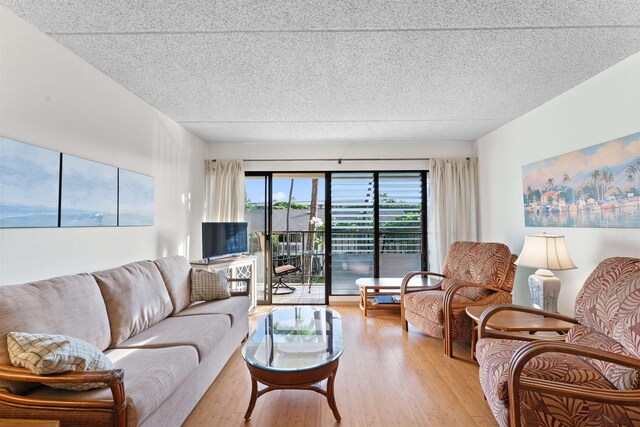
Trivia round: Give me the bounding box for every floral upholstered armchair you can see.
[400,241,517,357]
[476,257,640,427]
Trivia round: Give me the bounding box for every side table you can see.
[355,276,440,317]
[466,305,574,360]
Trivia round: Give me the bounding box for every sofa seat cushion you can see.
[476,338,616,427]
[92,260,174,346]
[174,296,250,327]
[0,274,111,394]
[27,346,198,427]
[114,315,231,361]
[404,290,473,325]
[566,324,640,391]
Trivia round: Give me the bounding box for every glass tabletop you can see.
[242,306,343,372]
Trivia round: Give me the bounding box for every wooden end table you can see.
[355,277,440,317]
[466,305,574,360]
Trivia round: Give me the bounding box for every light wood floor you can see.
[183,305,498,427]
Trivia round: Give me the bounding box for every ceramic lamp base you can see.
[528,273,561,312]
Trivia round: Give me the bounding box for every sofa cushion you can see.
[190,269,230,301]
[566,324,640,390]
[27,346,199,427]
[154,256,192,314]
[0,274,111,394]
[403,290,473,325]
[174,296,251,327]
[7,332,114,391]
[92,260,173,346]
[476,338,616,427]
[114,315,231,360]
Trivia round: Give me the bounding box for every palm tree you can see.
[304,179,319,284]
[628,163,639,194]
[604,170,614,197]
[546,177,554,189]
[525,185,533,203]
[285,179,294,256]
[591,170,601,200]
[562,174,572,204]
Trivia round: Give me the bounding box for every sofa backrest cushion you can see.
[0,273,111,394]
[154,256,192,314]
[92,260,173,346]
[442,241,516,292]
[574,257,640,359]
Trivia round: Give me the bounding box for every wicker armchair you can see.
[476,257,640,427]
[401,241,517,357]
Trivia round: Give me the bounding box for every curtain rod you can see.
[213,157,430,162]
[212,157,471,163]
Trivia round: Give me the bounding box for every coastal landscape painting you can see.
[0,137,60,228]
[60,154,118,227]
[522,132,640,228]
[118,169,154,226]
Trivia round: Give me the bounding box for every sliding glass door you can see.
[245,172,327,305]
[329,171,427,295]
[247,170,427,301]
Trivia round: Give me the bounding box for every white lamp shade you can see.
[515,234,577,271]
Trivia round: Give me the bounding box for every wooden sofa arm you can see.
[442,282,510,357]
[228,277,250,296]
[0,364,126,426]
[507,341,640,426]
[478,304,578,339]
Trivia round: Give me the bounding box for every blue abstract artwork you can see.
[118,169,154,226]
[61,154,118,227]
[0,137,60,228]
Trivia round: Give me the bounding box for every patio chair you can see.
[400,241,517,357]
[272,255,301,294]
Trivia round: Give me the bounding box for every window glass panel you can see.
[330,173,374,294]
[379,172,423,277]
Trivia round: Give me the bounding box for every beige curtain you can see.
[428,158,479,271]
[204,160,245,222]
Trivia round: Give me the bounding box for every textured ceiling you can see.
[2,1,640,144]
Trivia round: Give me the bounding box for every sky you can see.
[246,177,326,204]
[522,131,640,189]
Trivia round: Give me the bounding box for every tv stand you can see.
[190,255,257,311]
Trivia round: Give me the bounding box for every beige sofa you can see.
[0,255,250,427]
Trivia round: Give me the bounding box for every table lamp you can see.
[515,233,576,312]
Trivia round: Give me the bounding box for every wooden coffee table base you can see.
[244,359,341,421]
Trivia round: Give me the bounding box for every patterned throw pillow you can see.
[7,332,114,391]
[190,268,231,301]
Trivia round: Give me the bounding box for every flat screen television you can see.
[202,222,248,259]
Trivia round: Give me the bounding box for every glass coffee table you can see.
[241,306,343,421]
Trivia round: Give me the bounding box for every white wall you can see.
[0,7,207,285]
[210,140,475,171]
[477,53,640,315]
